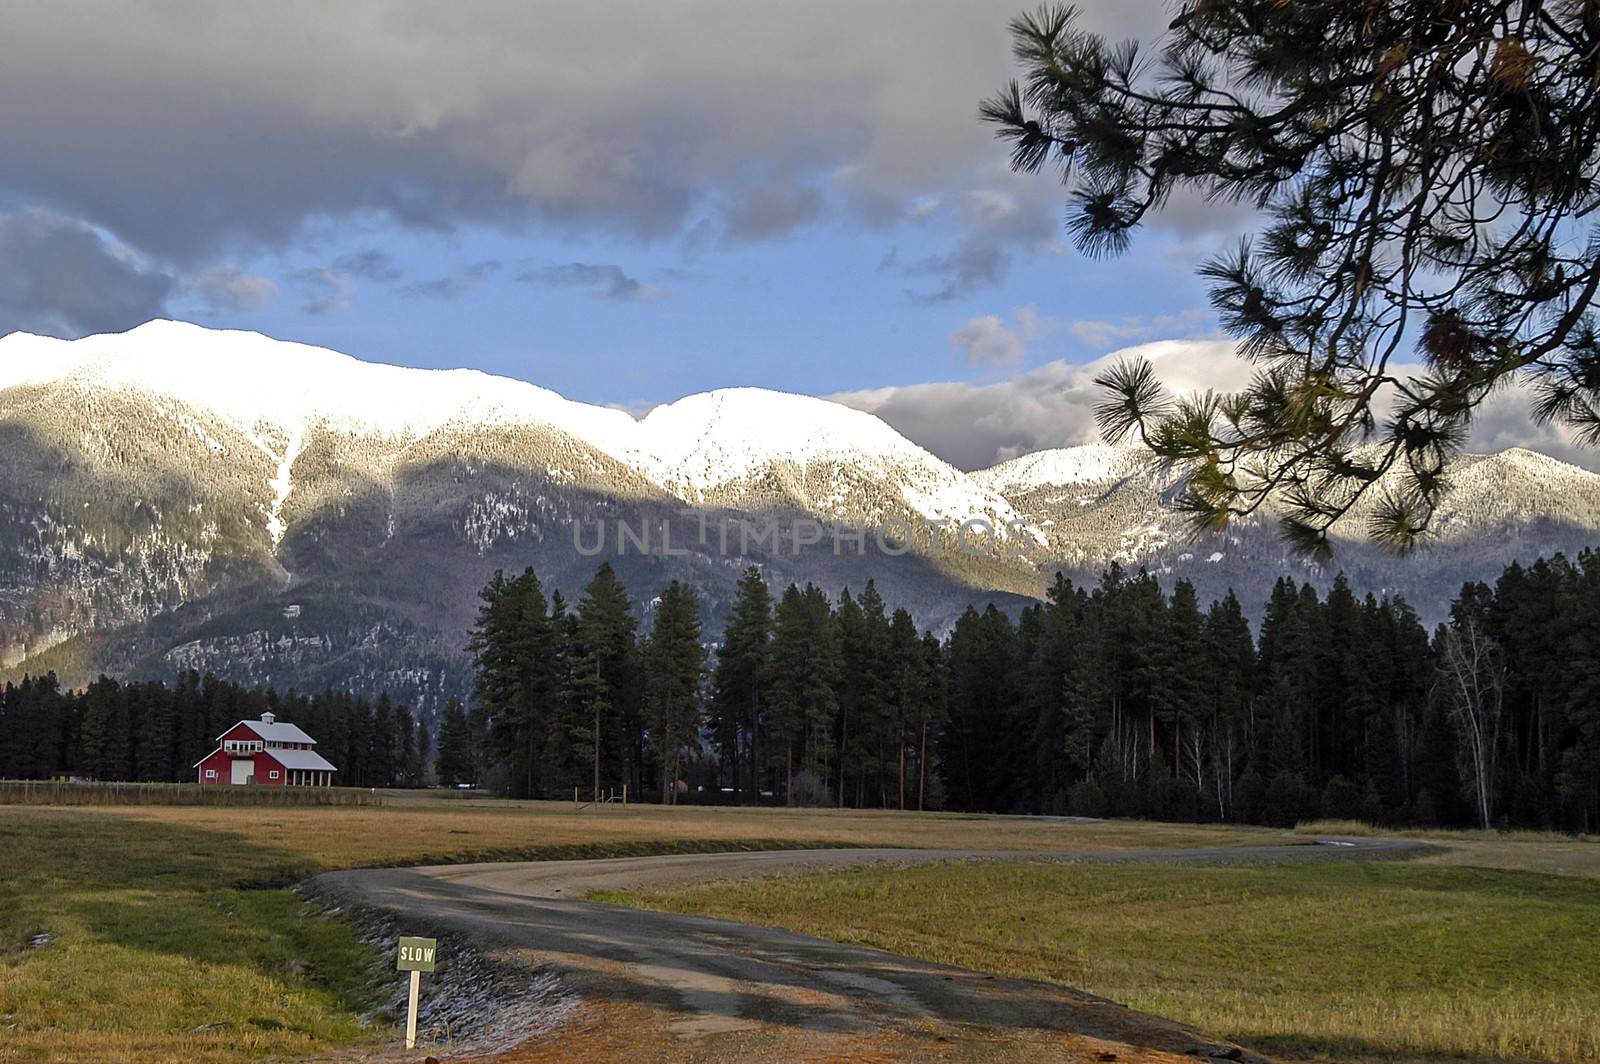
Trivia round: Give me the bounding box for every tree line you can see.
[459,554,1600,831]
[0,671,429,788]
[2,550,1595,832]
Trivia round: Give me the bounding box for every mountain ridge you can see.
[2,320,1596,716]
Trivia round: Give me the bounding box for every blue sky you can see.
[0,1,1587,469]
[160,211,1220,409]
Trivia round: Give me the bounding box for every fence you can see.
[0,779,384,807]
[575,785,628,810]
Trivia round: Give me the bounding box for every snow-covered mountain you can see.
[978,440,1600,613]
[1,320,1596,714]
[0,320,1024,537]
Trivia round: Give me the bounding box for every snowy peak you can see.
[0,321,1024,527]
[636,387,1018,519]
[0,319,645,459]
[972,443,1156,493]
[1419,447,1600,539]
[641,387,932,486]
[6,321,1595,551]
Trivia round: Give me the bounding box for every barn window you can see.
[268,770,279,780]
[205,769,216,779]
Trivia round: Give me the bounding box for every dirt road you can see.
[313,837,1428,1062]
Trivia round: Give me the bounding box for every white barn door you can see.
[230,760,254,785]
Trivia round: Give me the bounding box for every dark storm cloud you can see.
[0,1,1172,274]
[0,210,173,338]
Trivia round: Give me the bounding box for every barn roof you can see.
[264,748,339,772]
[216,719,317,745]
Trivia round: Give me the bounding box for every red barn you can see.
[194,711,338,786]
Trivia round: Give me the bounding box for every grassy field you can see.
[603,831,1600,1064]
[0,795,1286,1062]
[7,795,1594,1064]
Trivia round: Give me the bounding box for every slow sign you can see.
[397,936,437,972]
[396,935,437,1047]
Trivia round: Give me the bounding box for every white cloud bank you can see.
[835,339,1600,473]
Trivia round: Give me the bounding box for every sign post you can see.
[396,936,437,1049]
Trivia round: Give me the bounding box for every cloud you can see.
[0,209,173,338]
[186,263,278,312]
[836,342,1600,473]
[287,267,351,316]
[903,239,1009,303]
[334,249,402,283]
[896,182,1063,302]
[0,1,1173,269]
[949,307,1039,368]
[523,262,665,302]
[834,340,1258,470]
[723,185,825,241]
[1070,308,1218,350]
[1462,386,1598,470]
[402,259,501,300]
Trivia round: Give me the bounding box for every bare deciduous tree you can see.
[1434,614,1505,829]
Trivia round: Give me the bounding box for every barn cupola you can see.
[261,711,276,725]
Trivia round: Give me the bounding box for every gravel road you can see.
[312,836,1430,1062]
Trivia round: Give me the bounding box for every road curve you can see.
[313,837,1428,1062]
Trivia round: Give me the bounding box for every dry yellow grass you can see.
[12,795,1293,873]
[12,798,1588,1063]
[0,797,1286,1063]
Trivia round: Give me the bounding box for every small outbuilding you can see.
[194,710,338,786]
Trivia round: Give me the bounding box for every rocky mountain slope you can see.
[976,442,1600,616]
[2,320,1595,715]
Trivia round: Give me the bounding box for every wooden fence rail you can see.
[0,779,383,807]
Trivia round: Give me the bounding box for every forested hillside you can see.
[458,555,1600,832]
[5,551,1597,833]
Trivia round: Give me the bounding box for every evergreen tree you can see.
[573,562,641,799]
[1161,579,1208,787]
[885,607,923,811]
[642,580,707,804]
[989,3,1600,550]
[370,694,398,787]
[467,567,558,798]
[941,604,1019,812]
[766,583,840,804]
[133,680,176,781]
[416,718,433,786]
[434,699,475,786]
[709,567,772,802]
[80,676,131,782]
[1200,591,1254,818]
